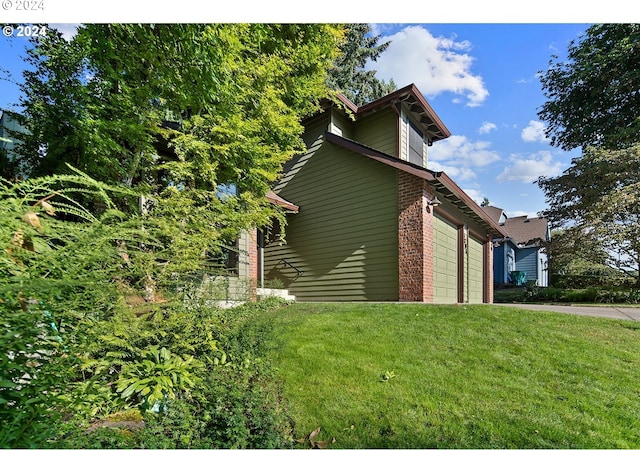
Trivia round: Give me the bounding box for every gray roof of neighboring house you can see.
[482,205,550,247]
[501,216,549,247]
[482,205,506,224]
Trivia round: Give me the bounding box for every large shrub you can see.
[0,172,293,447]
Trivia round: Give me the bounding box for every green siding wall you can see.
[274,114,329,193]
[353,109,398,157]
[329,109,355,139]
[264,139,399,302]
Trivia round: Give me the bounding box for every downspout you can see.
[257,229,264,288]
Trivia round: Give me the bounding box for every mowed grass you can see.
[259,302,640,448]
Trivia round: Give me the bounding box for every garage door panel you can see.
[467,236,484,304]
[434,215,458,303]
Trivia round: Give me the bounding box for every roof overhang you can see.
[329,84,452,144]
[430,171,507,238]
[324,131,506,239]
[266,190,299,213]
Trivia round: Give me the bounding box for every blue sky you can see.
[0,19,596,218]
[366,23,590,217]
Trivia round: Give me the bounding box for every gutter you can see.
[323,131,506,239]
[432,171,507,238]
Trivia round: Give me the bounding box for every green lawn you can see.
[260,302,640,448]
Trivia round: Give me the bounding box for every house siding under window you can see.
[515,247,539,283]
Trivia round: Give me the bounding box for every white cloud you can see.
[506,210,541,219]
[497,151,563,183]
[461,188,487,205]
[367,25,489,107]
[521,120,550,143]
[428,135,501,180]
[478,121,496,134]
[428,161,477,181]
[517,72,542,85]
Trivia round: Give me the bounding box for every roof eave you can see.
[432,171,507,238]
[332,84,452,143]
[324,132,506,238]
[266,190,299,213]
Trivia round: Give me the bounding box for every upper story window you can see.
[408,121,424,166]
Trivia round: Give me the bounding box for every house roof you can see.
[482,205,506,224]
[332,84,452,144]
[480,206,550,246]
[324,131,506,239]
[266,190,299,213]
[500,216,549,247]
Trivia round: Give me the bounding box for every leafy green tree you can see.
[537,24,640,286]
[538,24,640,151]
[17,24,341,187]
[327,23,395,106]
[545,227,610,287]
[538,144,640,285]
[14,23,342,269]
[2,24,343,446]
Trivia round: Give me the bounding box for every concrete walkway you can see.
[496,303,640,321]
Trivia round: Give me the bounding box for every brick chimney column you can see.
[398,172,434,302]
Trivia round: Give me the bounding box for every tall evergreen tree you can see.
[327,24,395,106]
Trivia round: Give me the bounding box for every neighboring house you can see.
[256,84,506,303]
[0,109,27,179]
[482,205,550,287]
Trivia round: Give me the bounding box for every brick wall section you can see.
[422,189,435,302]
[397,171,435,302]
[248,229,258,301]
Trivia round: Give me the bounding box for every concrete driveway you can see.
[496,303,640,321]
